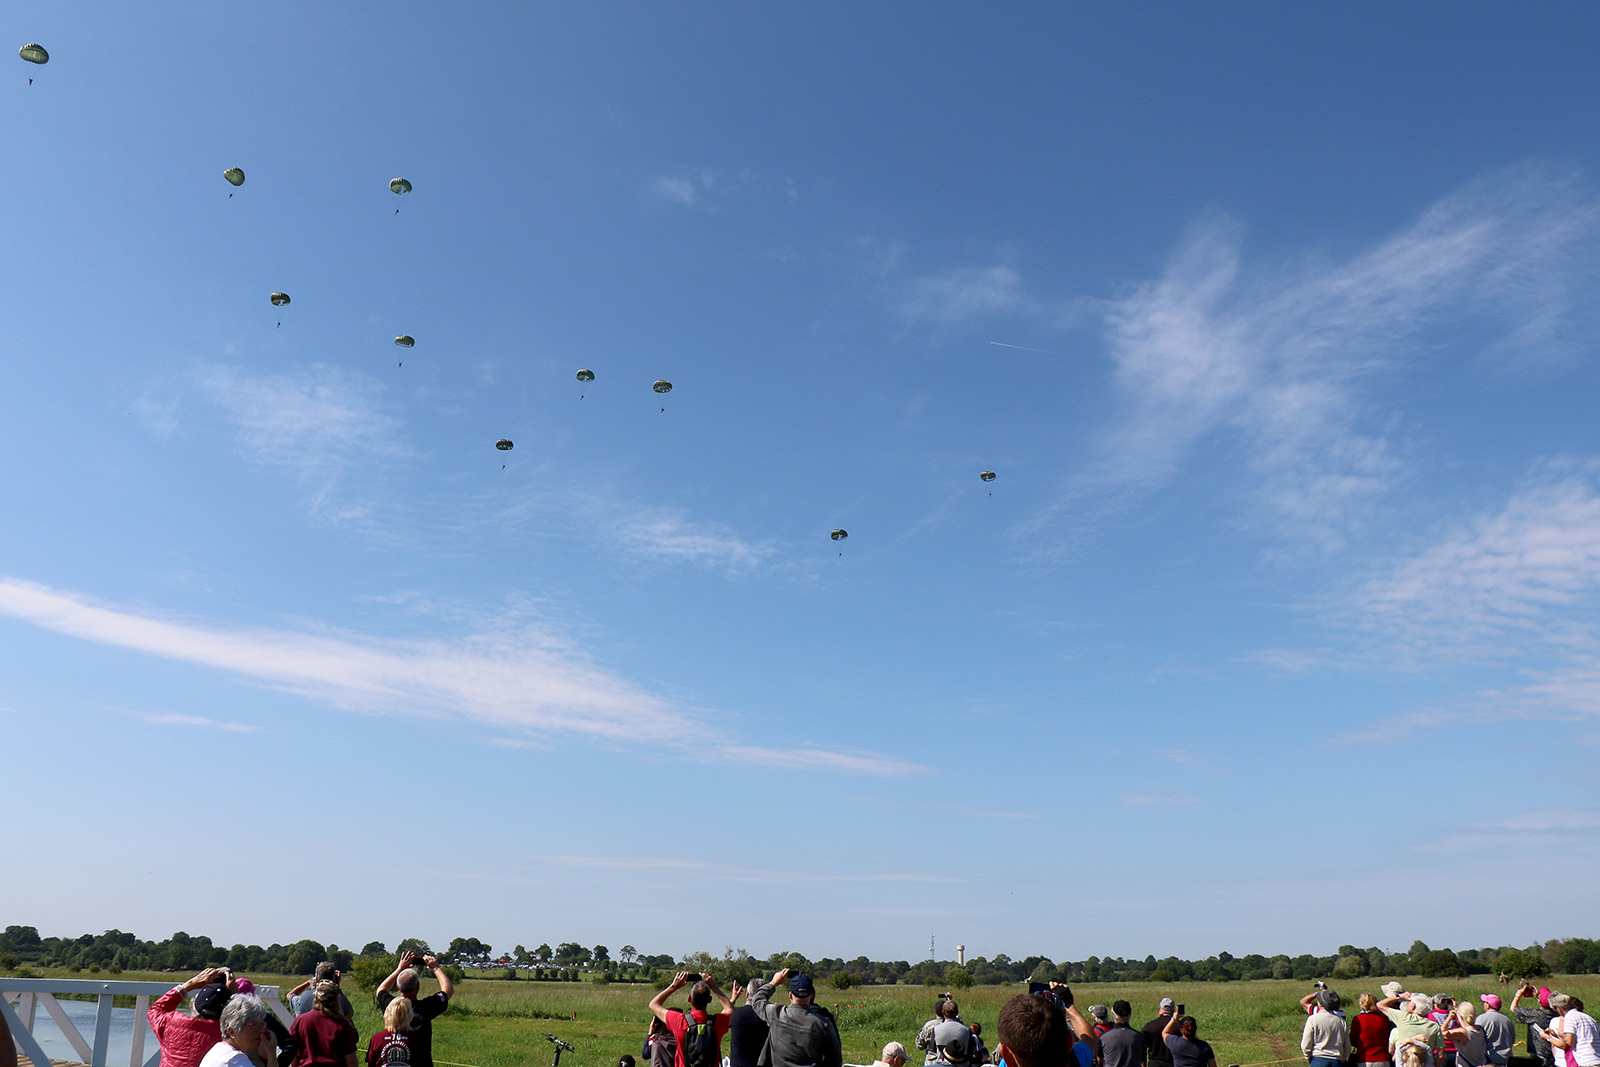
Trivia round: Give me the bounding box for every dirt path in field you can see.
[1263,1029,1292,1065]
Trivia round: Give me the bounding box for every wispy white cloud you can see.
[1354,459,1600,663]
[0,576,920,775]
[1121,793,1198,807]
[1296,459,1600,727]
[901,265,1028,328]
[1078,167,1600,547]
[610,506,777,571]
[134,710,261,733]
[649,167,735,208]
[196,363,407,517]
[721,744,925,777]
[538,853,965,884]
[1418,807,1600,854]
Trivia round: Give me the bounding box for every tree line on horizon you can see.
[4,925,1600,986]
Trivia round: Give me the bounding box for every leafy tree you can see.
[1557,939,1600,975]
[286,940,326,975]
[829,970,855,989]
[4,927,41,948]
[946,965,973,990]
[396,938,432,959]
[447,938,492,966]
[554,943,590,965]
[535,944,553,962]
[1495,948,1548,978]
[593,945,610,963]
[621,946,637,964]
[1417,950,1464,978]
[1333,955,1366,979]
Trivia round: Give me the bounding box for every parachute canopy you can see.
[980,471,996,482]
[576,369,595,382]
[390,178,412,195]
[830,529,848,541]
[223,168,245,187]
[19,43,48,64]
[495,439,514,451]
[394,335,415,347]
[269,292,290,306]
[652,379,672,394]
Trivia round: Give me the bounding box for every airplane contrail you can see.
[989,341,1068,356]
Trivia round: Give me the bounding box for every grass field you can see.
[21,969,1600,1067]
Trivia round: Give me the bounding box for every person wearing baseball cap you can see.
[148,968,235,1067]
[875,1044,911,1067]
[1476,996,1514,1066]
[748,969,842,1067]
[1142,1001,1178,1067]
[1100,1001,1144,1067]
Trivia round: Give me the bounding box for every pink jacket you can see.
[148,987,222,1067]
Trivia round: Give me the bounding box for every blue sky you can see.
[5,2,1600,964]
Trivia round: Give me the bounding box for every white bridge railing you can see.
[2,978,292,1067]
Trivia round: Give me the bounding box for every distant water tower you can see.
[957,945,965,966]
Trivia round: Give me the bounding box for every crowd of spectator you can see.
[641,976,1223,1067]
[139,951,452,1067]
[10,953,1596,1067]
[1290,981,1598,1067]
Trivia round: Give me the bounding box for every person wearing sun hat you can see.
[1476,995,1514,1066]
[1302,990,1351,1067]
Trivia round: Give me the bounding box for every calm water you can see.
[13,997,159,1066]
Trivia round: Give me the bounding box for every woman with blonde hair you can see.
[1443,1000,1488,1067]
[367,997,417,1067]
[1351,993,1396,1067]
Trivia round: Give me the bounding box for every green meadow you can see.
[21,969,1600,1067]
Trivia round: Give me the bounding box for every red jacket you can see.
[1350,1011,1395,1063]
[148,987,222,1067]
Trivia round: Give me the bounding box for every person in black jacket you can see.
[728,983,770,1067]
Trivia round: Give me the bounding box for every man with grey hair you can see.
[199,995,277,1067]
[1378,993,1443,1067]
[376,953,454,1067]
[1099,1001,1144,1067]
[289,964,353,1018]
